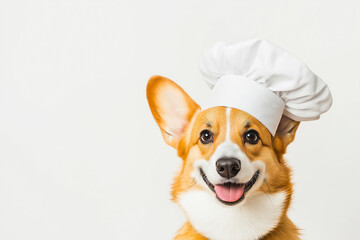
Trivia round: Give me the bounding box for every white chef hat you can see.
[200,38,332,136]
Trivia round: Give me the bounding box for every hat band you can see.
[203,75,285,136]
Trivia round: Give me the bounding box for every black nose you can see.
[216,157,241,179]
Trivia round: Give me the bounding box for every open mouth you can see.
[200,168,260,205]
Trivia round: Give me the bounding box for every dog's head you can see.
[147,75,299,207]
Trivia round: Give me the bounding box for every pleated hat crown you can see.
[200,38,332,135]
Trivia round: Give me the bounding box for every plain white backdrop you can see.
[1,0,360,239]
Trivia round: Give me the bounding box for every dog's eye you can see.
[244,130,260,144]
[200,129,214,144]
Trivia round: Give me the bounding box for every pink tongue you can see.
[214,184,245,202]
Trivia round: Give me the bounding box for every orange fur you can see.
[147,76,301,240]
[175,222,208,240]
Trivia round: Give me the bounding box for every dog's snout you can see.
[216,157,241,179]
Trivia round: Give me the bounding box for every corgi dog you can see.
[147,75,301,240]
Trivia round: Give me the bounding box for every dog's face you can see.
[147,75,299,210]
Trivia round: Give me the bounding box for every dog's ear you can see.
[274,115,300,153]
[147,75,200,148]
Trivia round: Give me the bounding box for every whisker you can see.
[264,178,271,191]
[264,191,274,208]
[263,179,275,208]
[186,179,196,190]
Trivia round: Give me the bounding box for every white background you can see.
[1,0,360,239]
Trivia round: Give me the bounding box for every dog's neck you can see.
[178,190,287,240]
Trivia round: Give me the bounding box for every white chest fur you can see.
[178,190,286,240]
